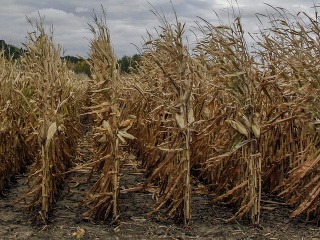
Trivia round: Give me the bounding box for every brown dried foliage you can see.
[11,18,89,223]
[121,6,320,224]
[1,4,319,226]
[80,8,135,222]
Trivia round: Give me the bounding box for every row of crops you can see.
[0,17,89,223]
[0,6,319,226]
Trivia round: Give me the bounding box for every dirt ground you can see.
[0,126,319,240]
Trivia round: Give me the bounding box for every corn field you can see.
[0,5,319,228]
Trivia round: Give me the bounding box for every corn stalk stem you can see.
[112,133,120,219]
[41,142,49,220]
[250,137,261,225]
[182,97,191,225]
[111,67,120,220]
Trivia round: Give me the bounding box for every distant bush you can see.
[117,54,141,74]
[74,60,91,76]
[0,40,25,60]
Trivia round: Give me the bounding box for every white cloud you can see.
[0,0,318,57]
[25,8,91,56]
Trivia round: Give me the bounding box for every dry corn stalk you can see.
[15,17,87,223]
[0,52,32,195]
[80,8,135,222]
[122,8,197,224]
[255,6,320,222]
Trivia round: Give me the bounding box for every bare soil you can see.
[0,126,319,240]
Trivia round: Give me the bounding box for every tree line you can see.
[0,40,140,75]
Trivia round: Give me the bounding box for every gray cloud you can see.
[0,0,318,57]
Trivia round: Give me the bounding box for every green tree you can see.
[0,40,25,60]
[74,60,91,76]
[117,54,141,74]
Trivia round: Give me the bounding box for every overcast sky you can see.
[0,0,317,57]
